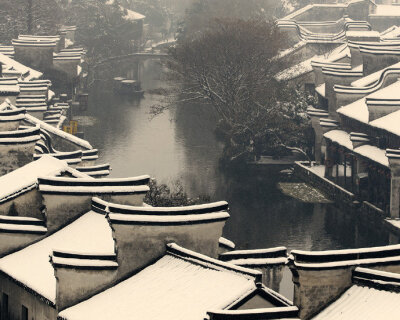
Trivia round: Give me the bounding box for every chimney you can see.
[38,176,149,233]
[51,249,118,311]
[99,197,230,281]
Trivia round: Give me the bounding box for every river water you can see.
[78,59,393,299]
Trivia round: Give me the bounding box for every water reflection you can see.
[81,59,394,298]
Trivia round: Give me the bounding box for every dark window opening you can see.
[21,305,28,320]
[2,293,8,320]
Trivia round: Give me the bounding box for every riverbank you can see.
[294,161,400,240]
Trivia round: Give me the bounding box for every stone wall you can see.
[294,161,356,206]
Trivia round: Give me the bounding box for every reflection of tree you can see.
[173,99,223,198]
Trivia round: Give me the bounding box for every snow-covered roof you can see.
[337,98,368,122]
[123,7,146,21]
[59,243,261,320]
[380,25,400,39]
[370,110,400,136]
[372,5,400,17]
[0,53,42,80]
[323,130,353,150]
[0,210,115,304]
[351,62,400,87]
[337,81,400,123]
[354,144,389,167]
[0,155,69,204]
[312,267,400,319]
[0,215,47,234]
[313,285,400,319]
[105,0,145,20]
[21,110,93,150]
[275,55,318,81]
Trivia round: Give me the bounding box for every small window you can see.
[21,305,28,320]
[2,293,8,320]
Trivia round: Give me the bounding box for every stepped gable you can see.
[75,163,111,178]
[219,247,288,267]
[38,176,150,195]
[0,215,47,257]
[0,215,46,235]
[0,155,69,205]
[57,243,296,320]
[312,267,400,319]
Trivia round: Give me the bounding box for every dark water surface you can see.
[79,60,392,299]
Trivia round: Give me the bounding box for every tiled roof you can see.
[312,267,400,319]
[59,243,263,320]
[0,211,115,304]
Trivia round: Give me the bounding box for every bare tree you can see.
[163,18,314,164]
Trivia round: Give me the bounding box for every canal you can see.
[77,59,392,299]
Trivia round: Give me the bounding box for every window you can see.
[2,293,8,320]
[21,305,28,320]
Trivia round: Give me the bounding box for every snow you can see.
[20,111,93,150]
[108,211,229,223]
[39,185,149,194]
[59,243,259,320]
[0,224,47,233]
[370,110,400,136]
[315,83,325,97]
[353,144,389,167]
[275,55,319,81]
[0,53,42,80]
[227,257,288,266]
[294,254,400,269]
[323,130,353,150]
[312,284,400,319]
[346,31,380,38]
[356,267,400,280]
[373,5,400,16]
[367,80,400,100]
[105,199,227,213]
[337,98,369,123]
[274,41,307,60]
[0,155,68,202]
[208,306,298,316]
[51,256,118,268]
[292,243,400,257]
[380,25,400,39]
[221,247,286,255]
[219,237,235,249]
[0,211,115,303]
[351,62,400,87]
[0,215,42,222]
[309,165,325,177]
[106,0,145,20]
[386,218,400,230]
